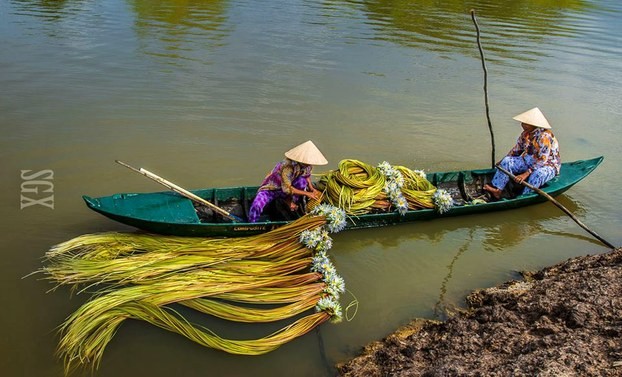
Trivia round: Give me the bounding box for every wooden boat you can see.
[82,157,603,237]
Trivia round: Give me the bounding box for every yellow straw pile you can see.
[41,207,347,374]
[314,159,437,215]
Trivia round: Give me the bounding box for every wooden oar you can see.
[115,160,241,222]
[495,164,615,249]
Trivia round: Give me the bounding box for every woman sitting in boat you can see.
[484,107,561,199]
[248,140,327,222]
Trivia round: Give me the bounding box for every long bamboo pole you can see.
[471,10,496,168]
[470,9,613,249]
[116,160,240,222]
[495,164,615,249]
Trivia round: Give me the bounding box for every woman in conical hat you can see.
[248,141,327,222]
[484,107,561,199]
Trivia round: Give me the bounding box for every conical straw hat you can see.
[512,107,552,129]
[284,140,328,165]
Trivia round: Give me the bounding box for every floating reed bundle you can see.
[41,205,347,374]
[313,159,453,215]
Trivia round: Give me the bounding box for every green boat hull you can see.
[83,157,603,237]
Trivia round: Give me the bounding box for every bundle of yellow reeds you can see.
[315,159,439,215]
[41,205,347,374]
[43,215,326,289]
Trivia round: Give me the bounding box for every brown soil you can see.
[337,248,622,377]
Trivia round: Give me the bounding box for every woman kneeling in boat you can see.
[248,140,327,222]
[484,107,561,199]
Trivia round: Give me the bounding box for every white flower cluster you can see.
[433,189,454,214]
[377,161,408,215]
[315,296,343,323]
[311,250,345,323]
[300,204,347,323]
[300,228,333,253]
[309,203,347,233]
[413,169,427,180]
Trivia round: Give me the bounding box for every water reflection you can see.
[128,0,231,64]
[10,0,77,21]
[433,227,475,319]
[340,195,600,321]
[428,196,600,319]
[480,196,600,251]
[348,0,594,63]
[480,218,601,251]
[343,195,595,250]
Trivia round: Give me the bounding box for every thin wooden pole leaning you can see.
[495,164,616,249]
[471,9,496,168]
[116,160,241,222]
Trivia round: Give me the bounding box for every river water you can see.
[1,0,621,376]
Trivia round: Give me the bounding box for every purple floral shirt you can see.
[508,128,561,174]
[258,159,312,194]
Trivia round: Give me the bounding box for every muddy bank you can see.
[338,248,622,376]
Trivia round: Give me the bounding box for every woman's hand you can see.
[306,189,321,200]
[514,170,531,184]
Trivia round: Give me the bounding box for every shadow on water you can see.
[342,0,596,63]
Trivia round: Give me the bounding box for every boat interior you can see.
[191,170,525,224]
[191,185,309,224]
